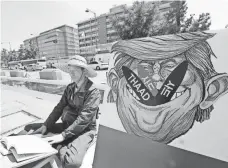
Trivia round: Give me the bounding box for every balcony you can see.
[79,34,97,40]
[106,24,113,28]
[107,29,116,34]
[82,40,97,45]
[85,28,98,33]
[108,35,119,39]
[78,22,98,30]
[79,36,90,40]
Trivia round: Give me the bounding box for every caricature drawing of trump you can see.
[106,32,228,144]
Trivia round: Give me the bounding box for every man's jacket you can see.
[44,79,101,140]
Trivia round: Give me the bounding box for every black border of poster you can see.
[93,125,228,168]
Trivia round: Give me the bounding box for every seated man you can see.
[20,55,101,168]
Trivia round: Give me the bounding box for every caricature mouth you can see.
[126,84,140,100]
[127,83,188,103]
[170,88,187,101]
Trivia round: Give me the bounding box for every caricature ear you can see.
[200,73,228,109]
[107,68,119,92]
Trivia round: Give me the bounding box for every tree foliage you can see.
[163,1,188,34]
[18,44,26,60]
[24,48,38,59]
[1,48,9,64]
[24,40,38,59]
[1,42,39,65]
[182,13,211,32]
[111,1,162,39]
[20,41,38,60]
[157,1,211,34]
[10,50,18,61]
[111,1,212,40]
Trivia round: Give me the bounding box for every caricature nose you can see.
[152,62,161,82]
[152,74,161,82]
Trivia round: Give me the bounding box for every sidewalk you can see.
[0,85,96,168]
[1,85,60,121]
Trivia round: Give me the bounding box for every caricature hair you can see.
[112,32,218,80]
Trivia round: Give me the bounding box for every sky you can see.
[1,0,228,50]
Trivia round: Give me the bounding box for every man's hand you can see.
[29,125,47,135]
[42,134,65,145]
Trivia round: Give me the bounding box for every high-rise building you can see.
[77,1,172,56]
[23,25,79,60]
[77,5,126,56]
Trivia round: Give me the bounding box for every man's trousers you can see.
[22,123,96,168]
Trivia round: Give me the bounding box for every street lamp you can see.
[85,8,98,53]
[85,8,96,18]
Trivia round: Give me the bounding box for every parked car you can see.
[18,64,26,70]
[35,64,46,70]
[25,64,36,71]
[1,65,8,70]
[88,61,109,70]
[47,62,56,69]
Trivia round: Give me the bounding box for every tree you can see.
[18,44,26,60]
[10,50,18,61]
[110,1,162,40]
[180,13,211,33]
[164,1,211,34]
[1,48,9,65]
[164,0,188,34]
[195,13,211,31]
[24,49,34,59]
[24,40,39,59]
[110,1,212,40]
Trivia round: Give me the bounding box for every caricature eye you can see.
[160,69,171,79]
[164,62,176,69]
[139,63,153,74]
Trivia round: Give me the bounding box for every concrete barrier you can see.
[1,76,68,95]
[9,70,26,77]
[0,71,5,76]
[39,69,62,80]
[0,76,108,98]
[0,70,10,77]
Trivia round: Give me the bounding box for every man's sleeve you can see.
[43,87,68,130]
[62,89,101,140]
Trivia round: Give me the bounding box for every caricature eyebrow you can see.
[112,32,217,80]
[160,58,177,65]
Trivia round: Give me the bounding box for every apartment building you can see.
[77,5,125,56]
[23,25,79,60]
[77,1,172,55]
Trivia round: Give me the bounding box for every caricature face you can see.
[107,33,228,144]
[113,56,205,143]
